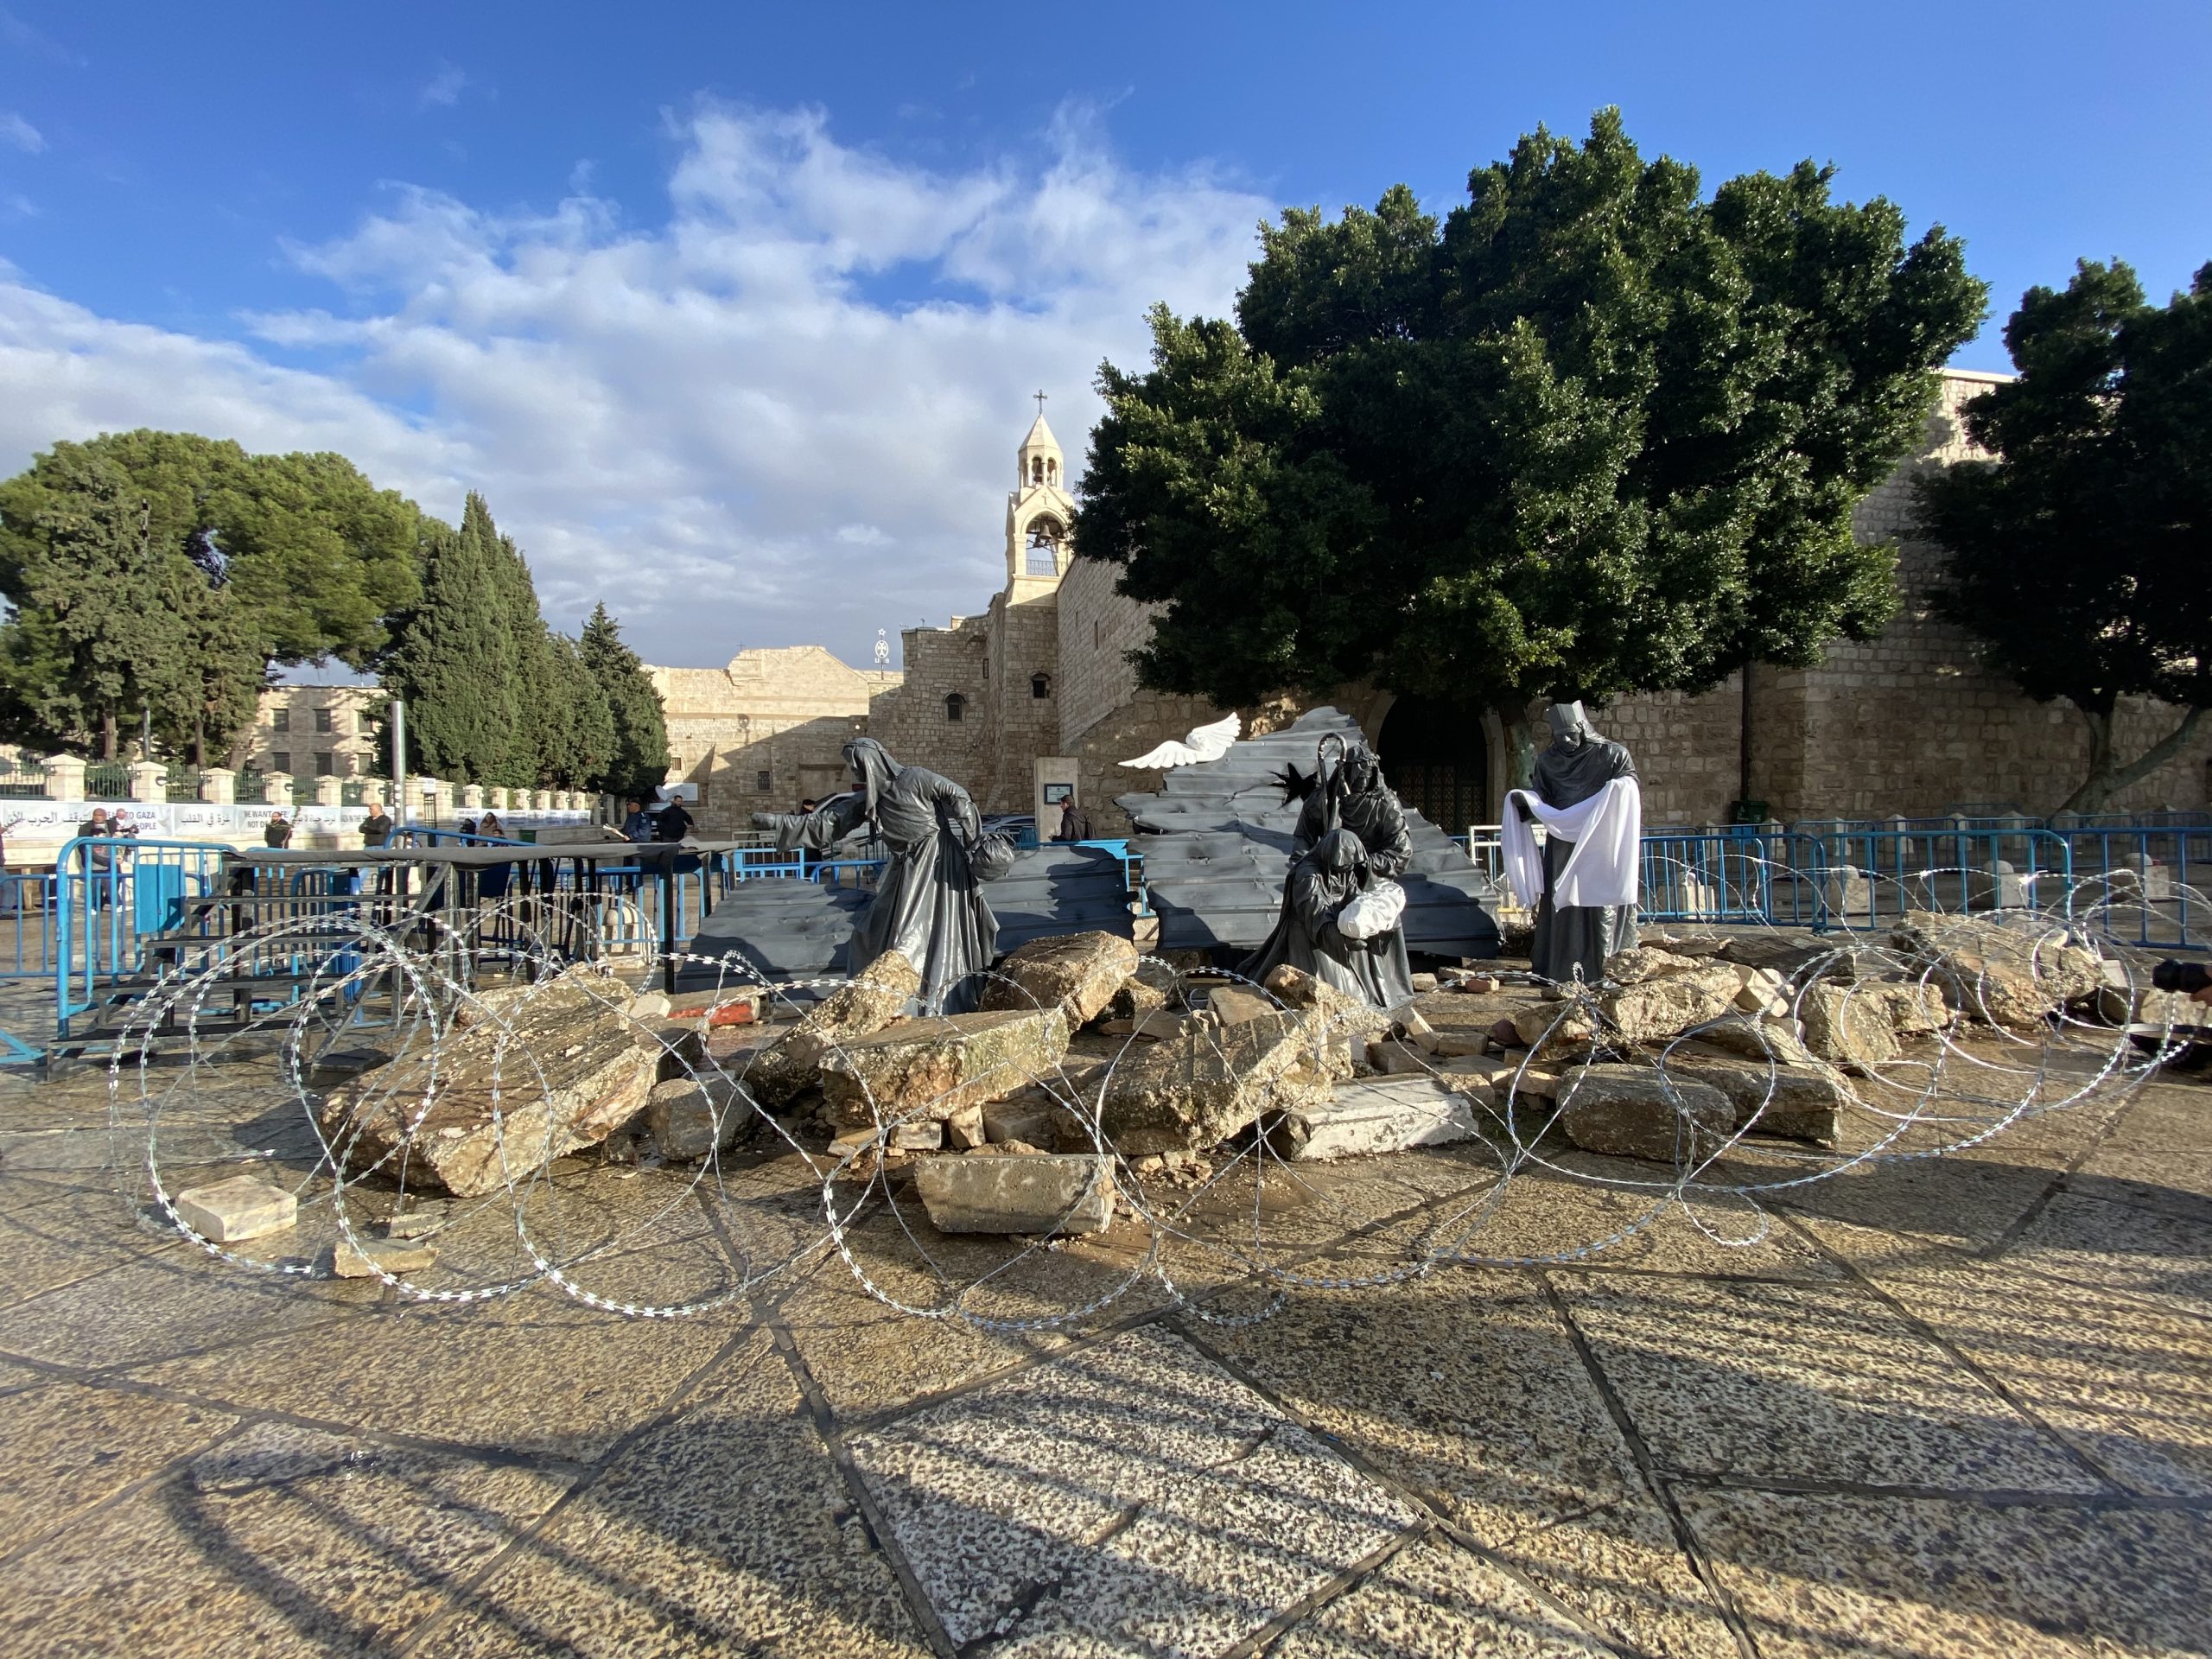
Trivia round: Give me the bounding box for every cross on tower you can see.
[1033,389,1047,416]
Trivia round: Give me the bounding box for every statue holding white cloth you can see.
[1503,702,1642,983]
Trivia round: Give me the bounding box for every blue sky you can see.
[2,1,2206,671]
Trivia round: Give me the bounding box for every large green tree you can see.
[1916,259,2212,814]
[1077,111,1986,779]
[578,601,671,800]
[382,503,518,783]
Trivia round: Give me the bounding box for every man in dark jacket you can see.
[621,799,654,842]
[359,799,394,849]
[655,798,694,842]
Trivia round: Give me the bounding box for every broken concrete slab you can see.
[982,931,1141,1027]
[1096,1011,1322,1155]
[171,1177,296,1243]
[818,1007,1071,1127]
[1676,1058,1845,1145]
[1207,985,1280,1027]
[1600,963,1741,1044]
[1558,1065,1734,1162]
[1284,1077,1479,1160]
[317,964,658,1198]
[912,1152,1115,1235]
[1891,910,2103,1028]
[1799,984,1901,1071]
[644,1076,752,1160]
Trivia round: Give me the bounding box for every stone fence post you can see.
[129,761,166,804]
[315,776,344,808]
[200,768,236,805]
[532,789,552,811]
[262,772,294,807]
[43,754,83,800]
[462,783,486,811]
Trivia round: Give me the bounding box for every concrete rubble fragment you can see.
[1558,1065,1734,1161]
[1097,1010,1324,1154]
[1675,1058,1845,1144]
[912,1153,1116,1235]
[332,1236,439,1278]
[817,1007,1071,1125]
[1891,911,2102,1028]
[172,1176,297,1243]
[317,964,658,1198]
[1281,1077,1478,1160]
[644,1074,753,1160]
[981,931,1141,1027]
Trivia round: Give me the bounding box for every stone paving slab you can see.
[0,1047,2207,1655]
[848,1323,1420,1654]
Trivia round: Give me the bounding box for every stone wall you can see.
[868,616,990,799]
[648,647,898,834]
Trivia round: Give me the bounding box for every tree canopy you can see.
[580,602,672,802]
[1077,111,1986,773]
[1916,258,2212,813]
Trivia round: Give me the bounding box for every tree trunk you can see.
[191,717,207,771]
[1502,706,1539,795]
[2056,702,2206,816]
[100,711,116,762]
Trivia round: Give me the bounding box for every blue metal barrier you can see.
[1639,832,1776,924]
[54,836,231,1033]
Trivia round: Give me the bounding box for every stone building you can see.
[241,685,383,781]
[648,378,2212,839]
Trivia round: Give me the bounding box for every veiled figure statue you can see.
[752,738,999,1013]
[1242,736,1416,1007]
[1503,702,1642,985]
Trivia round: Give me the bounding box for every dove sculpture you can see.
[1120,713,1243,769]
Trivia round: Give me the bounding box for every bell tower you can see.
[1005,391,1076,588]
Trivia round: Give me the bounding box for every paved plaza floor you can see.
[0,1033,2206,1657]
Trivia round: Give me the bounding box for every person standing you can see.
[359,798,394,849]
[620,799,654,842]
[655,796,694,842]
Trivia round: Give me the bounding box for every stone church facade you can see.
[650,378,2212,838]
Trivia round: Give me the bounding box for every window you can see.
[315,707,334,734]
[754,769,772,792]
[945,693,965,722]
[270,752,291,775]
[1031,673,1051,700]
[271,709,290,734]
[315,751,335,778]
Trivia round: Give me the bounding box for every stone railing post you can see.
[487,786,509,811]
[200,767,236,805]
[532,789,552,811]
[128,761,166,804]
[462,783,486,811]
[261,772,294,807]
[43,754,84,801]
[315,776,344,808]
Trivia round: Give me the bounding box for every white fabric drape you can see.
[1501,778,1643,909]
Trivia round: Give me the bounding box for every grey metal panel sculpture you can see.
[1118,708,1501,958]
[685,843,1131,984]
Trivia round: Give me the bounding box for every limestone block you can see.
[645,1076,752,1160]
[983,1091,1071,1148]
[1106,969,1172,1023]
[1510,1001,1596,1056]
[1559,1065,1734,1162]
[1370,1039,1434,1077]
[733,950,921,1107]
[1096,1011,1315,1155]
[912,1152,1115,1236]
[818,1007,1071,1126]
[173,1177,296,1243]
[945,1106,987,1149]
[1599,964,1741,1044]
[1285,1078,1478,1161]
[1262,963,1394,1035]
[890,1120,944,1151]
[1602,947,1706,984]
[1798,984,1900,1071]
[332,1236,439,1278]
[1691,1014,1813,1066]
[981,931,1140,1027]
[1860,980,1951,1035]
[1097,1009,1195,1040]
[1891,910,2103,1028]
[316,964,658,1198]
[1206,985,1280,1027]
[1678,1059,1844,1145]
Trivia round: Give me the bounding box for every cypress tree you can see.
[384,498,516,783]
[578,601,671,799]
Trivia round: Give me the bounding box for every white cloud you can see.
[2,111,42,153]
[417,62,467,110]
[0,100,1272,670]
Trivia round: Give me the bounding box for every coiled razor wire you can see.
[102,858,2207,1335]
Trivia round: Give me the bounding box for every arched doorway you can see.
[1378,695,1490,832]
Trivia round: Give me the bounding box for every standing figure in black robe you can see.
[1522,701,1639,983]
[1242,741,1415,1007]
[753,739,998,1014]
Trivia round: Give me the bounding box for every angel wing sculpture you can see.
[1119,713,1242,770]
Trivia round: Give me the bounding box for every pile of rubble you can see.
[292,909,2118,1258]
